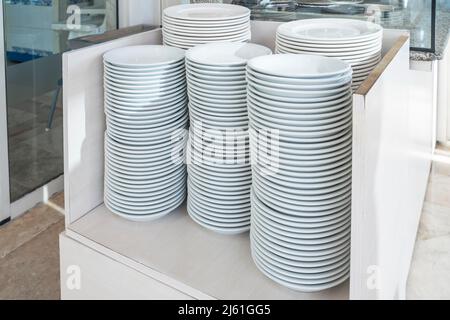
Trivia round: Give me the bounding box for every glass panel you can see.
[3,0,117,202]
[229,0,435,52]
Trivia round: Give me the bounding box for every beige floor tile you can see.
[0,220,65,300]
[0,192,64,259]
[417,202,450,241]
[407,235,450,300]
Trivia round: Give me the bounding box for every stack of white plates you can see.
[276,18,383,91]
[162,3,251,50]
[103,45,189,222]
[247,54,353,292]
[185,42,271,235]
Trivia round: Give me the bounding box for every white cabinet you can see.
[60,233,193,300]
[60,23,433,300]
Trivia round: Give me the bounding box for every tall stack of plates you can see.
[103,45,188,222]
[185,42,271,234]
[276,18,383,91]
[247,54,353,292]
[162,3,251,50]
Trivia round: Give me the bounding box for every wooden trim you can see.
[355,35,410,96]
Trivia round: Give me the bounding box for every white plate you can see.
[187,77,246,93]
[163,13,249,26]
[253,214,351,251]
[251,229,351,264]
[105,194,184,222]
[163,21,249,34]
[248,101,352,127]
[252,220,351,253]
[276,45,381,61]
[187,73,246,87]
[188,177,250,201]
[252,191,351,225]
[248,54,351,79]
[106,178,185,204]
[253,176,351,207]
[163,33,251,45]
[188,180,250,207]
[105,167,185,191]
[277,19,382,42]
[276,33,382,50]
[186,59,246,72]
[252,238,350,270]
[247,83,349,104]
[188,209,250,236]
[105,98,187,117]
[186,63,246,77]
[188,87,246,104]
[104,72,185,87]
[253,205,351,237]
[163,27,249,40]
[104,45,185,68]
[246,70,351,91]
[251,251,350,290]
[186,42,271,67]
[188,164,251,183]
[106,107,187,130]
[104,59,185,72]
[104,65,185,79]
[163,29,251,42]
[188,173,250,196]
[276,37,381,53]
[188,191,250,214]
[253,196,351,230]
[190,205,250,224]
[189,99,246,115]
[164,3,250,21]
[276,43,381,59]
[247,94,351,119]
[105,189,186,215]
[247,66,352,86]
[249,108,352,136]
[247,80,351,99]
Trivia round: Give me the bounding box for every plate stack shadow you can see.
[103,45,188,222]
[186,42,271,235]
[276,18,383,92]
[162,3,251,50]
[247,54,353,292]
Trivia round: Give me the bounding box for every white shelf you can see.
[69,203,349,300]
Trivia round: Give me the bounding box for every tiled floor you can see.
[406,149,450,300]
[0,193,64,300]
[7,92,63,202]
[0,157,450,299]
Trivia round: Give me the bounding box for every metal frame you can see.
[410,0,436,54]
[0,0,123,223]
[0,0,11,223]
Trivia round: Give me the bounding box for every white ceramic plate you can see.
[164,3,250,21]
[277,18,382,42]
[104,45,185,68]
[186,42,271,67]
[248,54,351,79]
[163,13,249,26]
[276,33,382,50]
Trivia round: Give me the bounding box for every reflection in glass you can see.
[3,0,117,201]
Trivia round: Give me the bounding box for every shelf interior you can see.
[69,203,349,300]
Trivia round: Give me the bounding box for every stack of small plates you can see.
[162,3,251,50]
[276,18,383,91]
[185,42,271,235]
[103,45,188,222]
[247,54,353,292]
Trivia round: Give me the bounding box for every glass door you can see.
[2,0,118,203]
